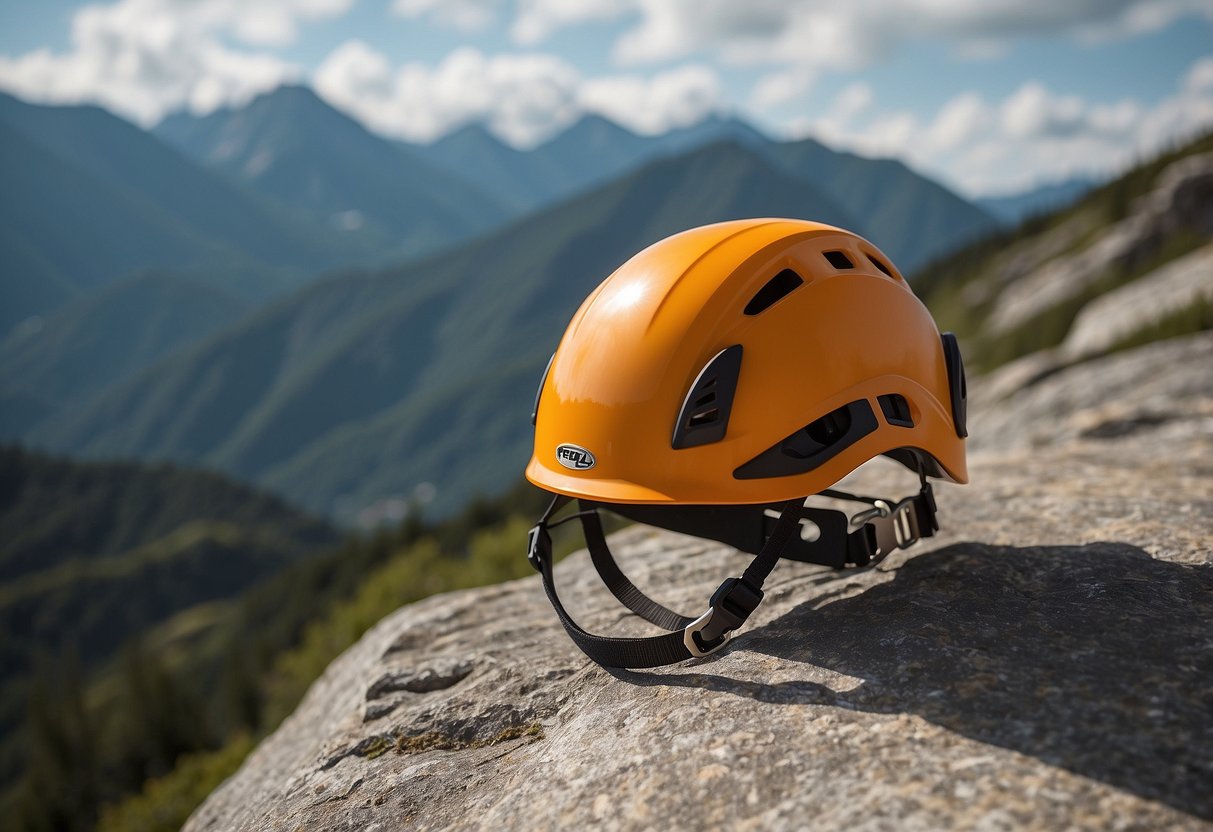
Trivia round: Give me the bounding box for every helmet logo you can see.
[556,443,596,470]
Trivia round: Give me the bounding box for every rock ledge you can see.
[187,335,1213,832]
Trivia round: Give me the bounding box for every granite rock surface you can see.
[186,333,1213,832]
[1061,242,1213,359]
[983,153,1213,334]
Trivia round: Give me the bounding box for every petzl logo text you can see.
[556,444,596,470]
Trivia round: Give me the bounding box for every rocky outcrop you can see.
[982,153,1213,334]
[1060,241,1213,359]
[186,333,1213,831]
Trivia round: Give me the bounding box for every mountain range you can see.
[154,86,512,259]
[23,140,861,517]
[156,87,997,276]
[0,92,375,336]
[411,111,996,273]
[2,83,1005,521]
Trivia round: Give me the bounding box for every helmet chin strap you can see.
[527,476,938,669]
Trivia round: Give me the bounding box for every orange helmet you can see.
[525,219,968,668]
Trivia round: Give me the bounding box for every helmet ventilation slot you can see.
[744,269,804,315]
[878,393,914,427]
[867,253,894,277]
[823,250,855,270]
[672,345,742,449]
[734,399,878,479]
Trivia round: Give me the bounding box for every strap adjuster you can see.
[682,577,764,658]
[853,491,932,563]
[683,609,730,657]
[527,524,550,572]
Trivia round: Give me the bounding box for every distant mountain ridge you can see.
[0,272,249,436]
[1,82,996,342]
[0,91,373,335]
[154,86,511,259]
[5,84,1000,522]
[26,140,863,518]
[155,85,997,273]
[413,111,995,273]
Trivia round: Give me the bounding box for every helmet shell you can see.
[527,219,967,504]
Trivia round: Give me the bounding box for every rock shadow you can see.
[621,543,1213,820]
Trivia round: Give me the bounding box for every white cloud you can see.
[0,0,352,124]
[750,67,816,112]
[808,82,875,145]
[512,0,632,45]
[391,0,631,45]
[315,44,582,146]
[606,0,1213,68]
[1187,55,1213,91]
[390,0,503,32]
[578,64,721,134]
[925,92,992,152]
[790,56,1213,195]
[314,42,723,145]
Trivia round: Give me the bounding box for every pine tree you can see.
[15,649,98,832]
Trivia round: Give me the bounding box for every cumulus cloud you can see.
[1186,55,1213,91]
[389,0,1208,62]
[390,0,503,32]
[315,44,582,145]
[390,0,629,44]
[750,67,816,113]
[314,42,722,145]
[791,56,1213,195]
[0,0,351,124]
[609,0,1213,68]
[512,0,632,44]
[926,93,993,152]
[578,64,720,134]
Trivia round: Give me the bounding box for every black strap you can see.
[527,484,939,669]
[579,506,693,631]
[528,496,805,668]
[603,501,861,568]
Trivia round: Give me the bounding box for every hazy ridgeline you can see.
[1,85,996,524]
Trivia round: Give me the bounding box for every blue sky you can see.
[1,0,1211,196]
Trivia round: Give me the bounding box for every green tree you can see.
[15,650,98,832]
[107,640,211,794]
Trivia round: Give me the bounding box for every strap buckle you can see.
[683,609,731,657]
[853,495,925,563]
[682,577,764,658]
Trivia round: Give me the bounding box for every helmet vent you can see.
[734,400,878,479]
[672,345,742,449]
[878,393,914,427]
[867,253,893,276]
[744,269,803,316]
[823,250,855,270]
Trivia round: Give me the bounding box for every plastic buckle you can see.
[526,525,550,572]
[683,577,764,658]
